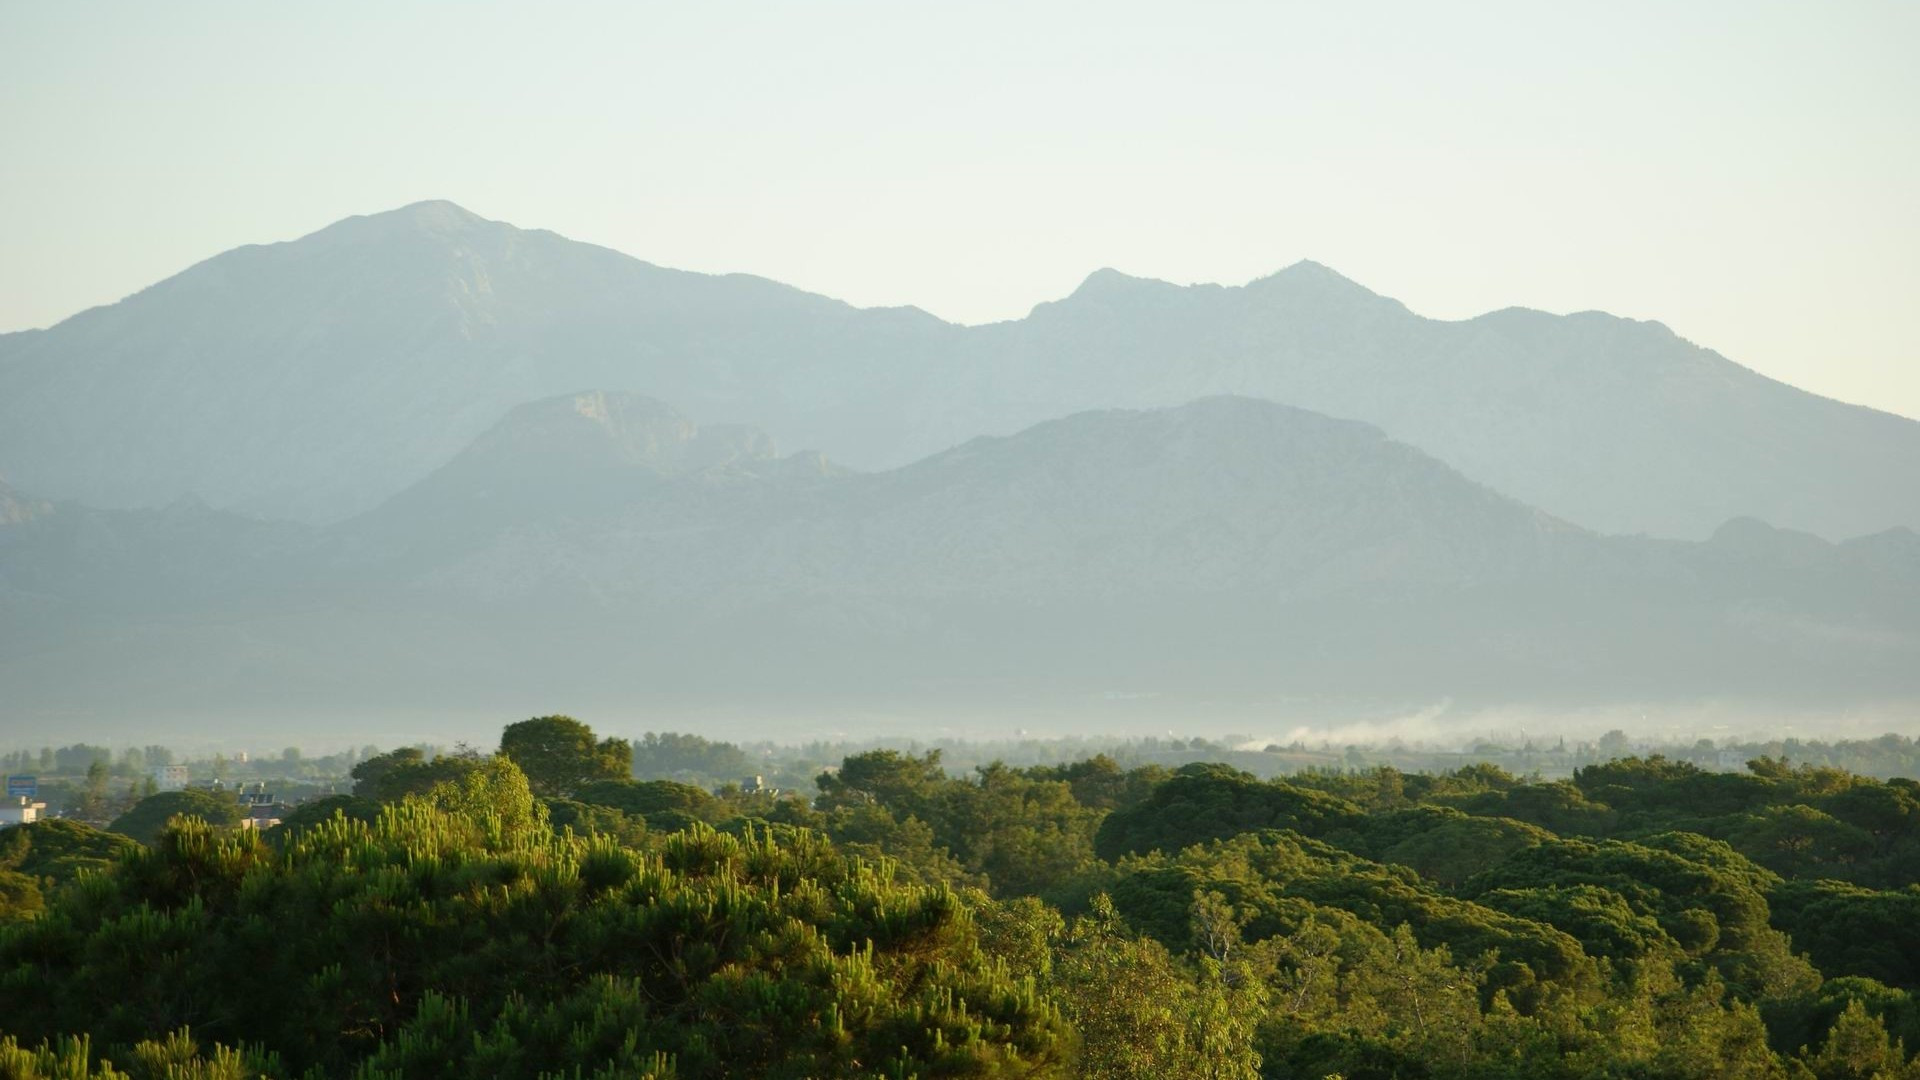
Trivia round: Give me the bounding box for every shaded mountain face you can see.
[3,396,1914,730]
[351,390,824,530]
[338,393,1592,603]
[2,202,1915,539]
[0,488,311,614]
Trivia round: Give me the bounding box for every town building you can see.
[0,797,47,827]
[236,784,285,829]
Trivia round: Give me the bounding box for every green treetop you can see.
[498,715,633,798]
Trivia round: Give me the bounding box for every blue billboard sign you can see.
[5,776,37,799]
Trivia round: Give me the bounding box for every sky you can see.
[3,1,1917,418]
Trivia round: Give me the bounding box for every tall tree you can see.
[78,760,112,822]
[106,790,241,844]
[497,716,631,798]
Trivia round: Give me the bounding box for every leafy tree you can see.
[0,1029,285,1079]
[1023,755,1167,813]
[1451,779,1618,837]
[807,751,1107,898]
[79,759,113,822]
[939,763,1102,898]
[263,794,382,843]
[0,819,139,884]
[975,894,1064,983]
[1049,894,1261,1080]
[630,732,752,784]
[815,749,948,818]
[1363,806,1553,887]
[1727,804,1877,879]
[106,790,241,844]
[1575,755,1773,821]
[0,872,42,922]
[1106,829,1593,1007]
[574,778,715,816]
[1477,883,1678,967]
[1771,881,1920,989]
[544,799,648,846]
[1767,978,1920,1067]
[1801,999,1920,1080]
[52,744,111,774]
[818,803,979,889]
[497,716,632,798]
[1461,833,1816,1000]
[350,747,479,803]
[0,808,1068,1077]
[1092,765,1364,861]
[418,755,547,842]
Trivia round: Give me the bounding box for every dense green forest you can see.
[3,717,1920,1077]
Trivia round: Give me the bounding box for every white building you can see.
[152,765,190,792]
[0,797,46,826]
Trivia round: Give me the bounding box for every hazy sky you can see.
[3,2,1916,418]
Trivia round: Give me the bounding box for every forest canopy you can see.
[3,722,1920,1078]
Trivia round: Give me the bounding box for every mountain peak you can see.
[380,199,487,225]
[1271,258,1349,280]
[1248,260,1379,296]
[1068,267,1160,298]
[1239,260,1409,319]
[313,200,495,244]
[396,198,485,225]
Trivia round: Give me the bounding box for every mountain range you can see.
[1,201,1915,540]
[2,203,1917,736]
[2,392,1914,733]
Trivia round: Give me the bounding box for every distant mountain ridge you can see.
[345,391,841,547]
[343,392,1589,603]
[1,201,1916,539]
[3,394,1914,730]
